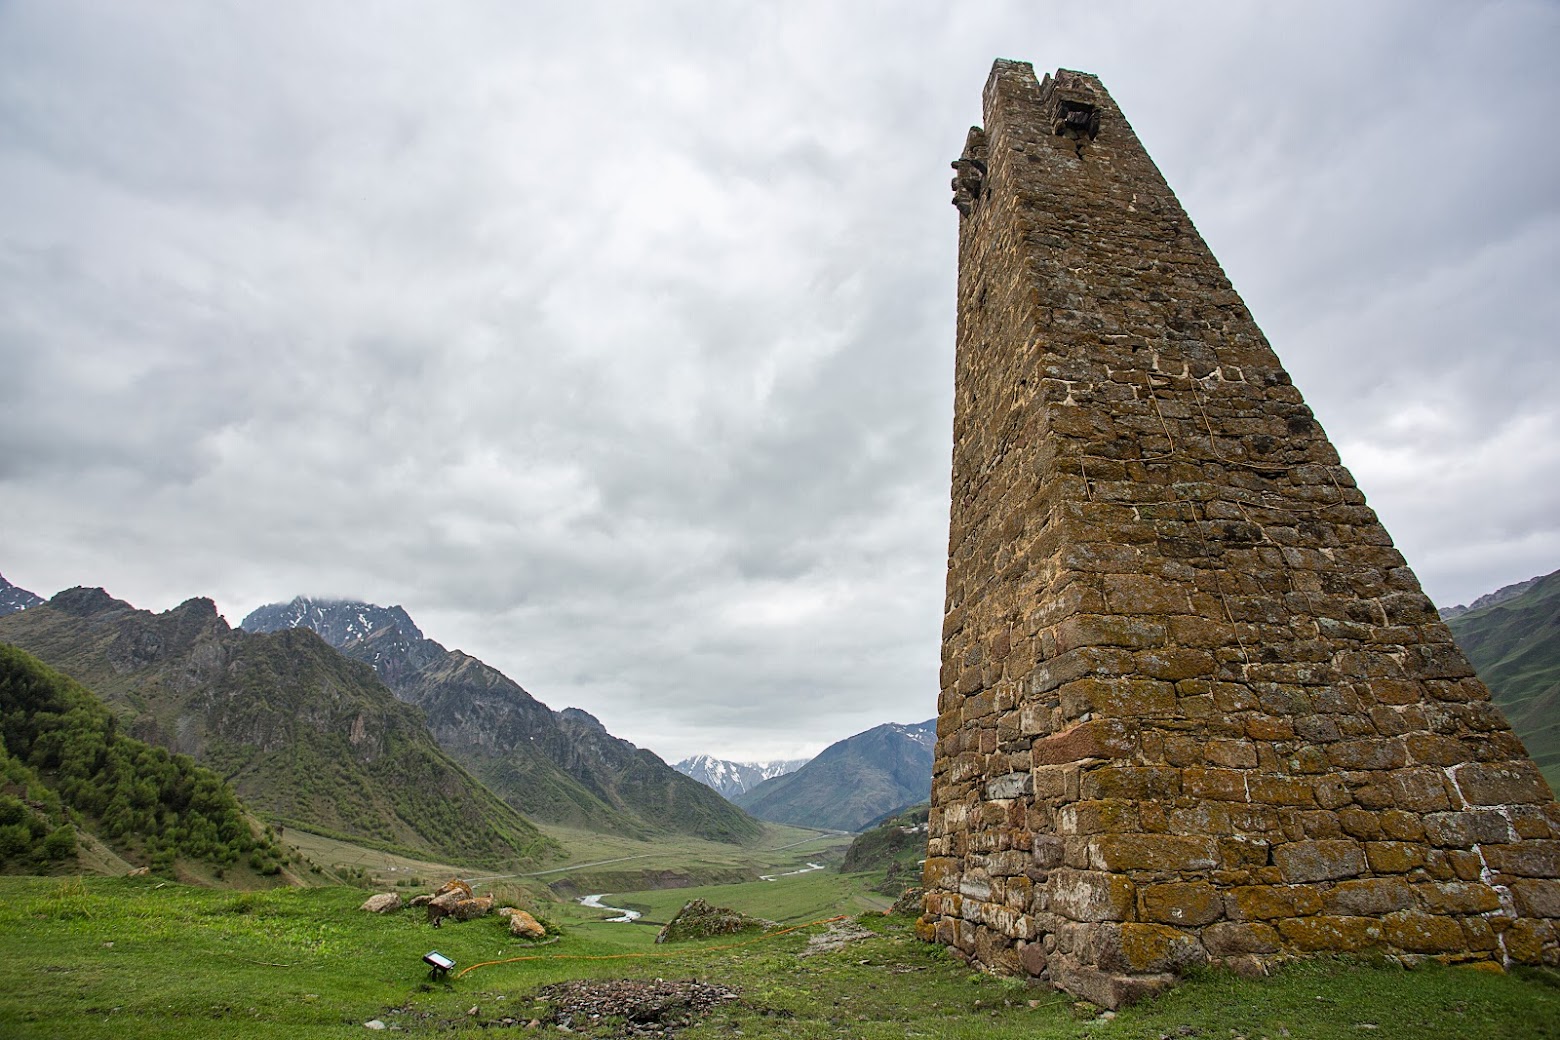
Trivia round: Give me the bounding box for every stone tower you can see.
[921,60,1560,1008]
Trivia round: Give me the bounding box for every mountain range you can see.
[733,720,936,832]
[1440,573,1550,620]
[0,588,551,867]
[242,597,761,845]
[1443,568,1560,790]
[672,755,807,799]
[6,564,1557,861]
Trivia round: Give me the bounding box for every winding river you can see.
[578,893,642,922]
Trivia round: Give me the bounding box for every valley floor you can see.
[3,871,1559,1039]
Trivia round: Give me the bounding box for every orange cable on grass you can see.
[454,914,850,979]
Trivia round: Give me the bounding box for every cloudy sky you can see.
[2,2,1556,764]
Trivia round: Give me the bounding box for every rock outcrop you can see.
[654,899,771,944]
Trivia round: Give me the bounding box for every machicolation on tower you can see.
[919,60,1560,1009]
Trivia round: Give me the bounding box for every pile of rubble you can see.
[531,978,741,1036]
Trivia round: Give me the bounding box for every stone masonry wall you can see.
[920,61,1560,1009]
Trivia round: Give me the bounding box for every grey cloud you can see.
[2,1,1556,761]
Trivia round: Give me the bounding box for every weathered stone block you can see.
[1057,799,1139,835]
[1205,739,1259,769]
[1323,878,1414,916]
[1043,869,1136,922]
[1415,881,1504,915]
[1419,811,1467,848]
[1059,676,1176,717]
[1049,964,1175,1010]
[1276,915,1384,953]
[1028,645,1134,695]
[1452,761,1552,806]
[1326,738,1407,771]
[1507,878,1560,919]
[1031,763,1079,802]
[1107,923,1208,975]
[986,850,1030,877]
[1032,718,1134,765]
[1503,919,1550,964]
[923,857,962,890]
[1134,647,1215,682]
[1053,613,1167,652]
[1140,882,1222,926]
[985,772,1032,800]
[1273,839,1365,883]
[1090,834,1218,872]
[1364,840,1425,874]
[1181,766,1246,801]
[1481,840,1560,878]
[1078,765,1181,800]
[1381,910,1466,953]
[1202,921,1280,956]
[1248,776,1317,807]
[1227,884,1323,921]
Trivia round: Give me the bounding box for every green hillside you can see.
[0,645,281,875]
[1445,569,1560,790]
[0,590,556,868]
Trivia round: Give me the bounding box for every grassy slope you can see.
[1446,569,1560,789]
[1,874,1557,1039]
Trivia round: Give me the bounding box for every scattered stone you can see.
[890,886,926,916]
[426,886,492,925]
[363,1020,386,1031]
[126,866,150,877]
[654,899,773,944]
[359,893,401,914]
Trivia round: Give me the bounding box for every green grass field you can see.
[4,873,1559,1039]
[597,868,895,927]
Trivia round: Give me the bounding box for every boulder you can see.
[360,893,402,914]
[508,910,547,939]
[434,878,473,900]
[451,895,494,921]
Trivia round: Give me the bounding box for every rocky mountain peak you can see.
[673,754,809,799]
[0,573,45,617]
[48,587,134,617]
[558,707,607,732]
[241,596,424,645]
